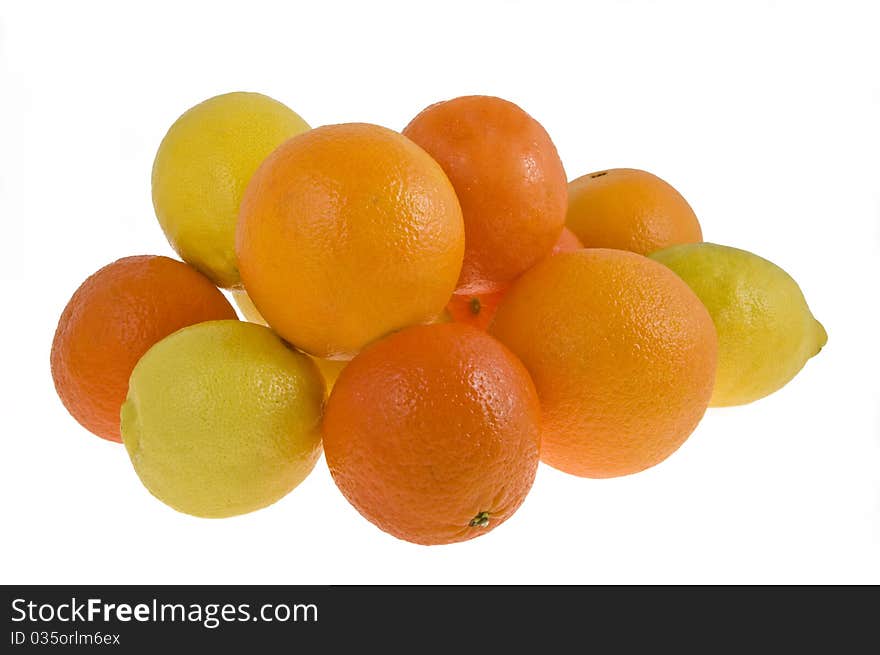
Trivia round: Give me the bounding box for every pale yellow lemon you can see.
[121,320,324,518]
[152,92,309,287]
[650,243,826,406]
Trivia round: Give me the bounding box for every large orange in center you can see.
[236,123,465,359]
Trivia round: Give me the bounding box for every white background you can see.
[1,0,878,584]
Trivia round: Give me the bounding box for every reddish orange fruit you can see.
[323,323,541,545]
[446,228,582,330]
[566,168,702,255]
[491,249,717,478]
[445,291,505,331]
[551,226,584,255]
[50,256,237,442]
[403,95,567,294]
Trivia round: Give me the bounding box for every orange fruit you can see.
[566,168,702,255]
[323,323,541,545]
[490,249,717,478]
[236,123,464,359]
[551,226,584,255]
[50,256,237,442]
[445,291,504,331]
[446,227,583,330]
[403,95,567,295]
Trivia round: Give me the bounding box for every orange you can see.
[322,323,541,545]
[50,256,237,442]
[490,249,717,478]
[551,226,584,255]
[236,123,464,359]
[445,290,505,331]
[403,95,567,295]
[566,168,702,255]
[446,227,582,330]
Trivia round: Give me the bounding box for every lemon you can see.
[650,242,827,406]
[120,320,324,518]
[230,289,348,395]
[151,92,310,288]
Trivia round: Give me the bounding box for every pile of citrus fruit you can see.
[50,92,827,545]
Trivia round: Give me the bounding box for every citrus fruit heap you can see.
[50,91,827,545]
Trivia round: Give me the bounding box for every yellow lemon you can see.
[650,243,827,406]
[121,320,324,518]
[152,92,309,287]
